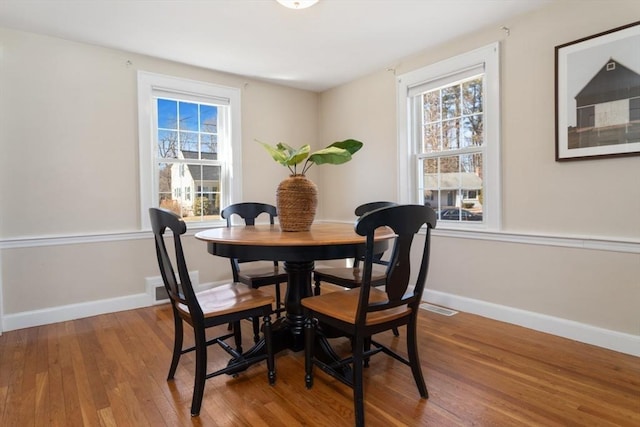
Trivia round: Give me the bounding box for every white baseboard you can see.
[423,289,640,357]
[4,285,638,358]
[2,293,153,331]
[1,280,220,332]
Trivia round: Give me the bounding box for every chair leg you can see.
[264,314,276,385]
[304,315,315,389]
[168,310,183,380]
[190,327,208,417]
[252,317,261,343]
[233,321,243,354]
[363,336,371,368]
[353,335,366,427]
[407,318,428,398]
[392,327,400,337]
[313,279,321,296]
[274,282,283,318]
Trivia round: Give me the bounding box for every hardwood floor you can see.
[1,292,638,426]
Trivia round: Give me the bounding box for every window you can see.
[137,72,242,229]
[397,43,501,230]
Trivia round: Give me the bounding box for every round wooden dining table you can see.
[195,222,395,352]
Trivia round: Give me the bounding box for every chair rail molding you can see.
[0,227,221,249]
[1,226,638,254]
[432,228,640,254]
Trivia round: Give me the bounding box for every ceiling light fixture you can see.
[276,0,319,10]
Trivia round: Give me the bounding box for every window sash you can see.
[397,42,501,231]
[138,71,241,230]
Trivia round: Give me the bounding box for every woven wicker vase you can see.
[276,174,318,232]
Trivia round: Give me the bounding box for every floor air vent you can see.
[419,303,458,316]
[146,271,199,305]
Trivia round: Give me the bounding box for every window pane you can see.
[422,158,438,207]
[420,153,484,221]
[472,114,484,146]
[201,134,218,155]
[184,164,221,221]
[462,77,483,115]
[178,102,198,131]
[441,85,460,119]
[442,119,460,150]
[423,91,440,123]
[461,115,483,148]
[157,99,177,129]
[158,162,186,216]
[158,130,178,159]
[200,105,218,133]
[460,153,483,217]
[423,122,440,152]
[158,162,173,208]
[439,155,460,174]
[180,131,198,153]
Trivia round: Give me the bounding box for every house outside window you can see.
[137,72,241,229]
[397,43,501,230]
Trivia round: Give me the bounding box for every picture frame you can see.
[555,21,640,161]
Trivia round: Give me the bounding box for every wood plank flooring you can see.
[1,292,638,426]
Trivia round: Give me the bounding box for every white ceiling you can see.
[0,0,553,92]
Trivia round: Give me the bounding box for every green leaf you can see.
[257,138,363,175]
[276,142,296,156]
[308,146,352,165]
[258,141,289,166]
[327,139,363,155]
[285,144,310,166]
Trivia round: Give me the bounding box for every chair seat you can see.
[302,287,411,326]
[178,283,274,318]
[238,265,287,282]
[313,264,387,287]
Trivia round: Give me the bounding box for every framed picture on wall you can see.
[555,21,640,161]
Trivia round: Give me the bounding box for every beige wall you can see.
[316,71,399,219]
[318,0,640,336]
[0,27,317,313]
[0,1,639,347]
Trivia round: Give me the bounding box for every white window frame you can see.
[397,42,501,231]
[137,71,242,230]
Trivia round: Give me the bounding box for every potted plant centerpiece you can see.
[258,139,363,231]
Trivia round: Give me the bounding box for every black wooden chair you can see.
[149,207,276,417]
[312,201,399,336]
[302,204,436,427]
[221,202,288,342]
[312,201,397,297]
